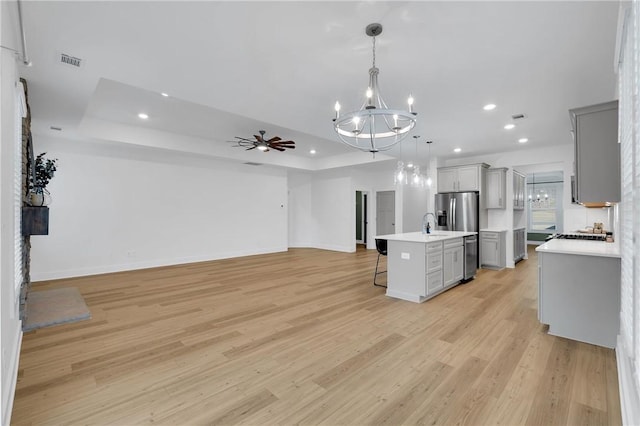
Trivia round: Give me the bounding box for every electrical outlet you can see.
[401,252,410,260]
[126,250,137,257]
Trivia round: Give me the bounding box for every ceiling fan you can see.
[229,130,296,152]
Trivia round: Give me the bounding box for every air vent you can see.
[243,162,263,166]
[49,126,62,131]
[60,53,82,67]
[511,113,527,120]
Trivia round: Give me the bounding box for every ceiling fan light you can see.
[257,145,268,151]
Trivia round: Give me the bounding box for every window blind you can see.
[619,0,640,397]
[633,0,640,388]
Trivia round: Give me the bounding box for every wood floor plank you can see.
[11,246,622,425]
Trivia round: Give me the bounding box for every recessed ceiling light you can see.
[138,113,149,119]
[161,92,169,97]
[454,148,462,153]
[504,123,515,130]
[483,104,496,111]
[407,162,414,168]
[310,149,316,155]
[518,138,529,143]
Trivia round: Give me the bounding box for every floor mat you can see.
[23,287,91,332]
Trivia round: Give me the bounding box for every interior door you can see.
[376,190,395,235]
[356,191,363,243]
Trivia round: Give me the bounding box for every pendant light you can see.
[394,140,407,185]
[425,140,433,187]
[411,135,423,187]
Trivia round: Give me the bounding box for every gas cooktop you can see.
[554,233,607,241]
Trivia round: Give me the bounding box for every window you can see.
[527,172,563,234]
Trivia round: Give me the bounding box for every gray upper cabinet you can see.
[486,168,507,209]
[570,101,619,204]
[437,163,489,193]
[513,170,525,210]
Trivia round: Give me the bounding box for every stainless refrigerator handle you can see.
[452,197,457,230]
[449,197,454,231]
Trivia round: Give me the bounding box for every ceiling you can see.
[16,1,620,171]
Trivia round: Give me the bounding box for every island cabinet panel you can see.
[426,241,444,296]
[426,270,444,294]
[538,251,620,348]
[387,240,427,299]
[443,238,464,286]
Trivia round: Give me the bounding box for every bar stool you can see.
[373,238,387,288]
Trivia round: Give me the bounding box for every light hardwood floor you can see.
[12,246,621,425]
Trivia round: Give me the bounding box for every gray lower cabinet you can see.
[513,228,526,263]
[480,230,506,269]
[443,238,464,286]
[538,251,620,348]
[426,242,444,295]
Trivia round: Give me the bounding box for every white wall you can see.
[30,137,289,281]
[287,171,313,248]
[288,168,355,253]
[288,162,432,253]
[1,2,23,424]
[401,184,430,233]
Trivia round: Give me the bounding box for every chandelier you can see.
[333,23,417,154]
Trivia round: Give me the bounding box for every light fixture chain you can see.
[372,36,376,69]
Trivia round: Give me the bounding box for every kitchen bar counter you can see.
[375,231,477,303]
[376,230,477,242]
[535,238,620,258]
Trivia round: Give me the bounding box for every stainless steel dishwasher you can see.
[463,235,478,281]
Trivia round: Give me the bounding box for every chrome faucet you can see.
[422,212,436,234]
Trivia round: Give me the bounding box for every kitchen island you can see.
[376,231,477,303]
[536,238,621,348]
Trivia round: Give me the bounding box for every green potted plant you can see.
[28,152,58,206]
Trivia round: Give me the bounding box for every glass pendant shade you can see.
[411,166,423,187]
[394,161,407,185]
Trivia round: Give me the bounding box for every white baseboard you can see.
[2,326,22,426]
[313,243,355,253]
[30,246,288,282]
[617,335,640,426]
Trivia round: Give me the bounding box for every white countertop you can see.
[535,238,621,258]
[376,231,477,243]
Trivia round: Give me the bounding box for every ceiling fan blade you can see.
[269,143,295,150]
[271,142,295,146]
[254,134,264,143]
[246,146,257,151]
[235,136,254,141]
[266,136,281,143]
[270,146,285,152]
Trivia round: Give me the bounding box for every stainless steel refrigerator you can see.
[434,191,479,279]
